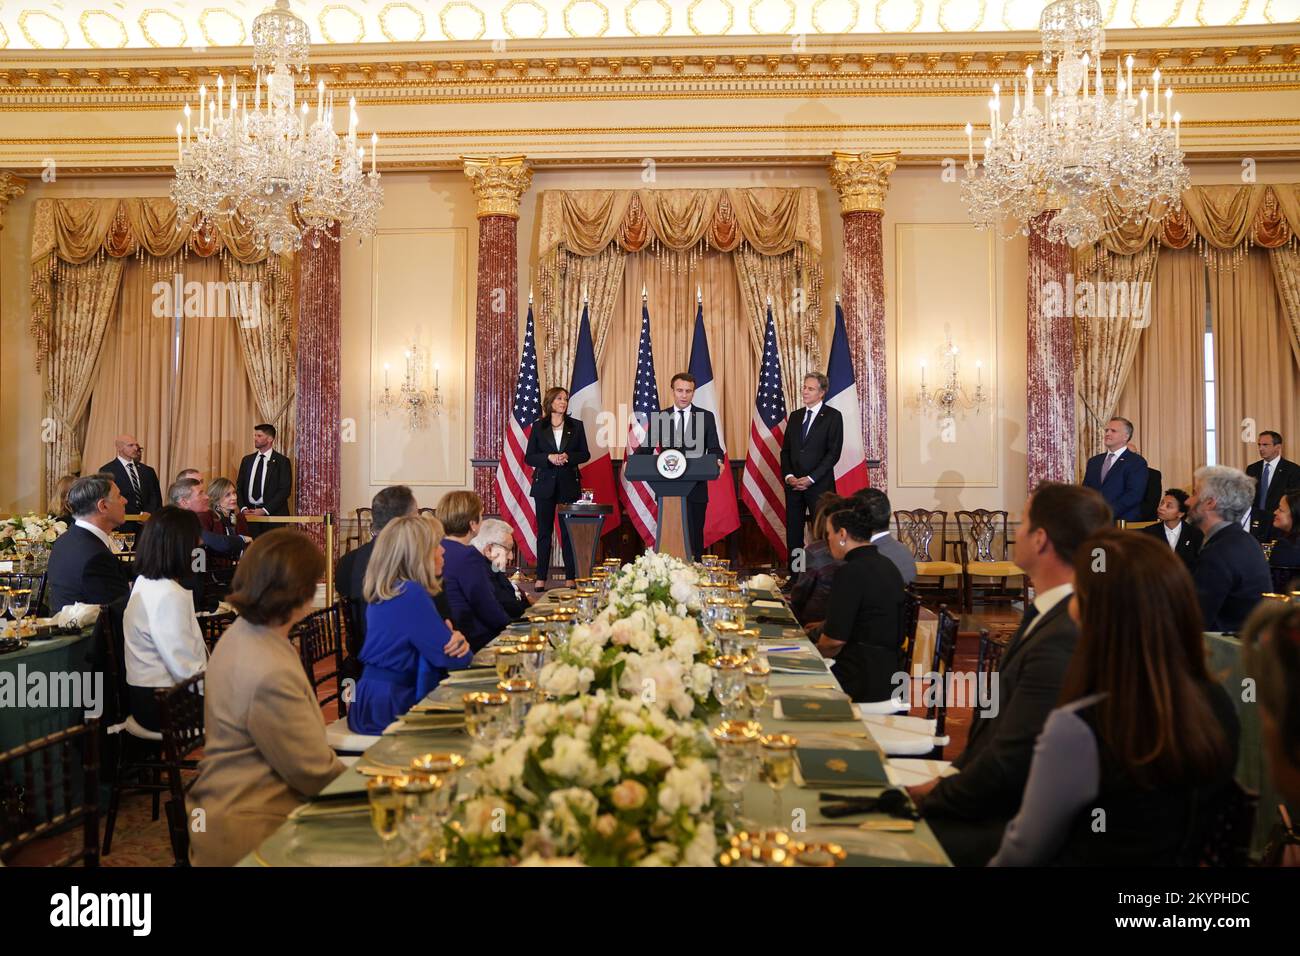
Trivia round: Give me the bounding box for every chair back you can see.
[896,588,922,674]
[0,720,100,867]
[355,507,373,545]
[925,604,961,743]
[976,626,1012,676]
[198,611,237,654]
[1194,779,1257,867]
[0,571,49,617]
[93,609,131,727]
[955,510,1009,563]
[156,674,205,866]
[293,604,346,717]
[894,509,947,562]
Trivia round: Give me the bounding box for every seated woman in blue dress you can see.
[349,514,474,735]
[436,490,511,651]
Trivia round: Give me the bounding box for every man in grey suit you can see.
[852,487,916,585]
[909,482,1112,866]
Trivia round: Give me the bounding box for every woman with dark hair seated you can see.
[991,529,1239,865]
[1268,488,1300,592]
[1242,602,1300,815]
[790,491,846,626]
[187,529,345,866]
[122,506,208,732]
[1140,487,1203,572]
[810,500,905,702]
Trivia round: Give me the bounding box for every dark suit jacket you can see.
[922,597,1078,823]
[780,404,844,504]
[440,539,510,651]
[1192,522,1272,632]
[1246,456,1300,539]
[46,524,131,614]
[641,406,724,504]
[236,449,293,515]
[489,570,530,620]
[523,416,591,502]
[99,458,162,521]
[1082,449,1149,521]
[1140,467,1163,522]
[1140,519,1203,572]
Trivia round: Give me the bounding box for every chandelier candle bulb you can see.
[216,75,223,121]
[919,360,926,387]
[183,103,191,141]
[371,132,378,174]
[1026,65,1034,109]
[1174,112,1181,149]
[176,123,182,159]
[1141,88,1147,125]
[1152,68,1160,110]
[965,123,974,166]
[1126,55,1134,96]
[1165,87,1173,124]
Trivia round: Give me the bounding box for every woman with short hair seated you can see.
[349,514,474,735]
[790,491,847,626]
[203,477,251,547]
[436,490,510,651]
[991,529,1239,866]
[122,506,208,732]
[810,500,905,702]
[188,530,345,866]
[1242,601,1300,819]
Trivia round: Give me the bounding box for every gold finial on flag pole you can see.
[528,286,534,305]
[835,290,841,304]
[697,285,702,304]
[642,283,647,300]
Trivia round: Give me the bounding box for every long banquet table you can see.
[243,589,952,867]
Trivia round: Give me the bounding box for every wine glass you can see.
[744,660,771,715]
[368,776,408,866]
[494,646,522,681]
[411,754,464,864]
[396,774,441,864]
[498,678,535,734]
[464,692,508,746]
[712,721,760,830]
[759,733,797,823]
[9,588,32,634]
[709,655,746,720]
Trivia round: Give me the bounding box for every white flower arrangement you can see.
[446,691,718,867]
[0,514,68,554]
[603,551,703,619]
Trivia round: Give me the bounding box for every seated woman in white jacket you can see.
[123,506,208,732]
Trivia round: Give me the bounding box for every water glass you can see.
[464,691,509,745]
[396,774,441,864]
[709,655,747,719]
[759,733,796,822]
[744,660,771,713]
[9,589,32,629]
[498,678,535,734]
[368,776,408,866]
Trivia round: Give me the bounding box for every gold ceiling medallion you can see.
[319,4,366,43]
[1130,0,1183,28]
[1263,0,1299,23]
[874,0,924,33]
[138,8,188,48]
[812,0,860,33]
[1197,0,1250,26]
[440,1,486,41]
[749,0,797,35]
[626,0,673,36]
[688,0,735,36]
[79,11,130,49]
[379,2,427,42]
[937,0,986,31]
[1001,0,1042,29]
[19,10,71,49]
[503,0,548,38]
[199,8,248,47]
[563,0,610,38]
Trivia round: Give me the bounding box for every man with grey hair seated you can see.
[471,518,535,619]
[46,473,131,614]
[1187,465,1272,632]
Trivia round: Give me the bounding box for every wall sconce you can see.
[918,334,988,421]
[378,342,438,430]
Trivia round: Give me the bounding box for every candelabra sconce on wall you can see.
[917,335,989,422]
[378,343,440,430]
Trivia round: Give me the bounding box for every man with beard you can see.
[470,518,537,620]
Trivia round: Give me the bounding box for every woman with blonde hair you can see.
[50,474,77,524]
[348,514,473,735]
[198,476,251,551]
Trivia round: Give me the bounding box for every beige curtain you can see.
[1073,244,1161,476]
[44,258,124,503]
[1211,249,1300,470]
[1268,245,1300,372]
[601,249,756,456]
[733,243,823,395]
[539,245,626,392]
[226,256,297,456]
[1115,248,1208,491]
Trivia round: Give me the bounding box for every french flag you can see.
[688,297,741,547]
[828,299,869,495]
[569,301,622,535]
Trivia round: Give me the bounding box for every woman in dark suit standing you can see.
[524,387,590,591]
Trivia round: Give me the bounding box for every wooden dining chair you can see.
[294,604,375,757]
[0,720,100,867]
[896,587,922,676]
[198,610,237,654]
[0,572,49,618]
[355,507,373,548]
[922,604,961,760]
[155,674,205,867]
[894,509,965,608]
[955,509,1026,610]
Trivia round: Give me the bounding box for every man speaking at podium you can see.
[638,372,725,558]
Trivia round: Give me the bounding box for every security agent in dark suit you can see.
[1187,465,1273,632]
[637,372,725,560]
[99,434,162,530]
[524,387,591,588]
[911,483,1113,866]
[236,423,293,537]
[780,372,844,574]
[46,473,132,615]
[1140,487,1204,573]
[1081,417,1149,521]
[1246,431,1300,541]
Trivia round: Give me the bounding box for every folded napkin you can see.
[750,599,786,609]
[745,573,777,591]
[53,603,100,630]
[884,758,958,788]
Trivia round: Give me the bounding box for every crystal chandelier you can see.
[170,0,382,254]
[961,0,1189,248]
[918,335,988,421]
[378,345,439,430]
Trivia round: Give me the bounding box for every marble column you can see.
[463,155,532,514]
[1026,211,1076,489]
[830,150,898,489]
[294,224,341,559]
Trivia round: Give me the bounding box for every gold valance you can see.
[536,187,823,261]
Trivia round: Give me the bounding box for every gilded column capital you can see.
[462,155,532,220]
[829,150,899,215]
[0,172,28,232]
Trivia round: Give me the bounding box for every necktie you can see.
[252,454,265,502]
[126,461,142,496]
[676,410,686,446]
[1258,461,1271,510]
[802,409,814,441]
[1099,452,1116,483]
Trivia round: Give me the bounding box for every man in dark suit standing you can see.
[909,482,1112,866]
[780,372,844,575]
[99,434,161,530]
[1082,417,1149,521]
[236,423,292,537]
[647,372,724,559]
[1246,431,1300,541]
[46,473,132,614]
[1140,487,1203,572]
[1187,465,1272,632]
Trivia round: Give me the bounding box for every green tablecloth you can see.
[244,591,951,867]
[0,627,98,754]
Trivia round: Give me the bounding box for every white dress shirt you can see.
[785,401,824,481]
[123,576,208,688]
[75,518,120,554]
[1023,582,1074,639]
[247,449,272,506]
[1163,521,1183,550]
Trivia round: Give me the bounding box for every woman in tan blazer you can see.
[187,529,345,866]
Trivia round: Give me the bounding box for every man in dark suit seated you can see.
[236,423,293,538]
[1246,431,1300,542]
[471,518,537,620]
[781,372,844,577]
[1140,487,1203,572]
[1187,465,1272,632]
[1081,416,1149,521]
[99,434,162,531]
[908,482,1113,866]
[46,473,131,614]
[337,485,418,659]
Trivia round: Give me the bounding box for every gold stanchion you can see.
[243,514,337,606]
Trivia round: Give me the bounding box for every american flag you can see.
[494,306,541,564]
[740,305,788,557]
[619,302,660,547]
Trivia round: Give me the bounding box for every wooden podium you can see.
[623,451,720,562]
[557,501,614,579]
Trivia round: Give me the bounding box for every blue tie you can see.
[803,409,814,441]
